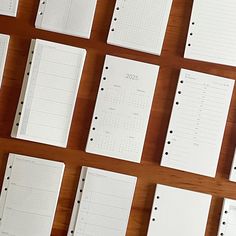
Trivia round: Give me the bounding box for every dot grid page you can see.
[35,0,97,38]
[147,184,211,236]
[11,39,86,147]
[185,0,236,66]
[0,153,64,236]
[107,0,173,55]
[218,199,236,236]
[68,167,137,236]
[0,34,9,88]
[0,0,19,16]
[161,69,235,177]
[86,55,159,163]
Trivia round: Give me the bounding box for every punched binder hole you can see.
[82,178,85,181]
[29,61,32,65]
[152,218,155,221]
[192,22,195,25]
[101,88,104,91]
[39,12,43,15]
[80,189,82,193]
[9,166,12,169]
[90,138,93,141]
[180,80,184,84]
[105,66,108,70]
[114,18,117,21]
[165,152,168,155]
[19,112,21,115]
[156,196,160,199]
[71,230,74,234]
[77,201,80,204]
[234,167,236,170]
[42,1,45,4]
[95,116,98,120]
[223,222,226,225]
[154,207,157,210]
[103,77,106,80]
[16,123,19,126]
[188,44,191,47]
[111,28,115,32]
[220,233,224,236]
[7,177,10,180]
[21,101,24,104]
[225,211,228,214]
[167,141,171,144]
[190,33,193,36]
[4,188,7,191]
[116,7,120,10]
[27,72,29,76]
[170,130,173,134]
[178,91,181,94]
[176,102,179,105]
[92,127,96,130]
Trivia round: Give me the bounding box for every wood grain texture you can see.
[0,0,235,235]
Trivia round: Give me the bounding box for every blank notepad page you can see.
[35,0,97,38]
[68,167,137,236]
[0,0,19,16]
[107,0,173,55]
[11,39,86,147]
[86,55,159,163]
[161,69,234,177]
[0,34,9,88]
[185,0,236,66]
[0,153,64,236]
[147,185,211,236]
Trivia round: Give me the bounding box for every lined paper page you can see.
[0,153,64,236]
[185,0,236,66]
[0,0,19,16]
[229,148,236,182]
[161,69,234,177]
[147,184,211,236]
[0,34,9,88]
[218,199,236,236]
[11,39,86,147]
[68,167,137,236]
[107,0,173,55]
[35,0,97,38]
[86,55,159,163]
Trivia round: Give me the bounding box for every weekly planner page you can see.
[161,69,234,177]
[86,55,159,162]
[11,39,86,147]
[68,167,137,236]
[0,0,19,16]
[185,0,236,66]
[107,0,173,55]
[35,0,97,38]
[0,153,64,236]
[0,34,9,88]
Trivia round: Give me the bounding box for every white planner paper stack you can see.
[107,0,173,55]
[185,0,236,67]
[0,0,19,16]
[35,0,97,38]
[147,184,211,236]
[11,39,86,147]
[0,34,9,88]
[86,55,159,163]
[0,153,65,236]
[161,69,234,177]
[218,198,236,236]
[68,167,137,236]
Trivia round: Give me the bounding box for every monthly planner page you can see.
[185,0,236,66]
[0,0,19,16]
[11,39,86,147]
[147,184,211,236]
[107,0,173,55]
[35,0,97,38]
[86,55,159,163]
[161,69,235,177]
[0,153,65,236]
[0,34,9,88]
[68,167,137,236]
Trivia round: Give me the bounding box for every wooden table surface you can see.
[0,0,236,235]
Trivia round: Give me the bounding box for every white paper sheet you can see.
[0,0,19,16]
[0,153,64,236]
[86,55,159,162]
[218,199,236,236]
[185,0,236,66]
[11,39,86,147]
[229,148,236,182]
[35,0,97,38]
[161,69,234,177]
[147,184,211,236]
[67,167,137,236]
[107,0,173,55]
[0,34,9,88]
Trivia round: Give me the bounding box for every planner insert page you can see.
[35,0,97,38]
[0,34,9,88]
[0,153,65,236]
[86,55,159,163]
[185,0,236,67]
[68,167,137,236]
[11,39,86,147]
[107,0,173,55]
[161,69,234,177]
[0,0,19,16]
[147,184,211,236]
